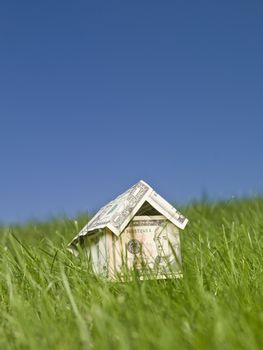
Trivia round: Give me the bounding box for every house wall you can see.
[85,231,109,277]
[109,215,182,280]
[105,228,116,279]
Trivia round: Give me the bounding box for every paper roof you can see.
[68,180,188,249]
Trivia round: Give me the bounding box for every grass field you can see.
[0,198,263,350]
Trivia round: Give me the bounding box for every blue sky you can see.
[1,0,263,223]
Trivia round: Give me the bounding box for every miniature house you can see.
[68,180,188,280]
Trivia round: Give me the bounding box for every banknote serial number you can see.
[125,228,153,234]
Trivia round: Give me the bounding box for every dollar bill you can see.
[110,215,182,279]
[81,233,109,277]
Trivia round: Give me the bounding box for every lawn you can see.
[0,198,262,350]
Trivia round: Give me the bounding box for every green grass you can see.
[0,198,263,350]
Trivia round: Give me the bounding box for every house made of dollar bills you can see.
[68,180,188,280]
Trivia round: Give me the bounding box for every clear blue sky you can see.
[1,0,263,223]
